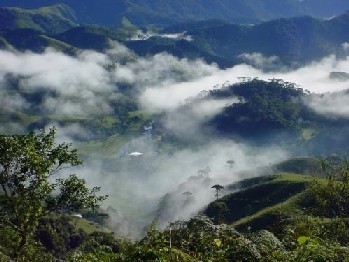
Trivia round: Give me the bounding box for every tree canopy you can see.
[0,128,107,259]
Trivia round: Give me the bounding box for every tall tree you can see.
[0,128,107,259]
[211,184,224,200]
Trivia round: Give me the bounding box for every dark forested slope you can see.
[0,0,349,27]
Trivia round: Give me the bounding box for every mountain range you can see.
[0,0,349,27]
[1,4,349,68]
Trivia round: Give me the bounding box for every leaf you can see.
[213,238,222,247]
[297,236,309,245]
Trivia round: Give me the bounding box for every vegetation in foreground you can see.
[1,129,349,261]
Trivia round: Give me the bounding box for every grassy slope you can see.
[70,217,110,234]
[204,172,324,232]
[0,4,77,34]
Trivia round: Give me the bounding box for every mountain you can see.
[0,28,75,52]
[0,0,349,27]
[0,0,127,27]
[157,12,349,66]
[0,4,77,34]
[54,26,121,51]
[204,173,313,228]
[1,3,349,67]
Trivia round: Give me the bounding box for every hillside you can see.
[1,5,349,66]
[0,4,77,34]
[201,157,349,259]
[125,12,349,67]
[1,0,349,27]
[166,12,349,66]
[204,173,315,229]
[1,1,349,260]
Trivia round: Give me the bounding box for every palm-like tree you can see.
[211,184,224,200]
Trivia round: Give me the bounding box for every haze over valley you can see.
[1,1,349,260]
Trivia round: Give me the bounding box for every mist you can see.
[140,54,349,112]
[1,44,349,237]
[74,137,287,236]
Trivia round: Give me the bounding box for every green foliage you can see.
[275,157,322,176]
[54,26,112,51]
[250,230,285,260]
[205,177,308,225]
[0,128,107,260]
[290,236,349,262]
[66,232,121,262]
[35,214,87,258]
[209,79,306,137]
[0,5,77,35]
[211,184,224,200]
[309,157,349,218]
[129,216,264,261]
[125,221,194,261]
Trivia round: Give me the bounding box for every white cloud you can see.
[342,42,349,52]
[4,46,349,236]
[139,54,349,113]
[0,48,113,115]
[113,53,218,88]
[306,91,349,117]
[238,52,281,70]
[77,137,287,236]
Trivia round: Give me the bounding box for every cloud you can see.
[153,141,286,228]
[3,45,349,237]
[0,49,111,94]
[75,137,287,236]
[44,123,93,144]
[306,91,349,118]
[0,92,29,112]
[131,31,193,41]
[162,97,239,140]
[113,53,218,89]
[139,54,349,113]
[238,52,281,70]
[0,48,113,115]
[0,48,219,116]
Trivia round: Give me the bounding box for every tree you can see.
[226,160,235,170]
[0,128,107,259]
[211,184,224,200]
[310,157,349,218]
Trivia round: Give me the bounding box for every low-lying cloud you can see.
[307,91,349,118]
[0,48,218,116]
[113,53,218,89]
[0,48,113,115]
[2,43,349,237]
[140,55,349,113]
[75,137,287,236]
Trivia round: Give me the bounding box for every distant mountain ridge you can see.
[0,4,77,34]
[0,0,349,27]
[131,11,349,67]
[1,4,349,67]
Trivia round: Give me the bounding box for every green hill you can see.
[204,173,314,228]
[0,28,76,52]
[1,5,349,67]
[54,26,117,51]
[0,4,77,34]
[125,12,349,67]
[1,0,349,27]
[184,12,349,66]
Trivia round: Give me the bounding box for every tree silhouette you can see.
[183,191,193,206]
[211,184,224,200]
[226,160,235,169]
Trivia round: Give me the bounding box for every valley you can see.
[1,1,349,261]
